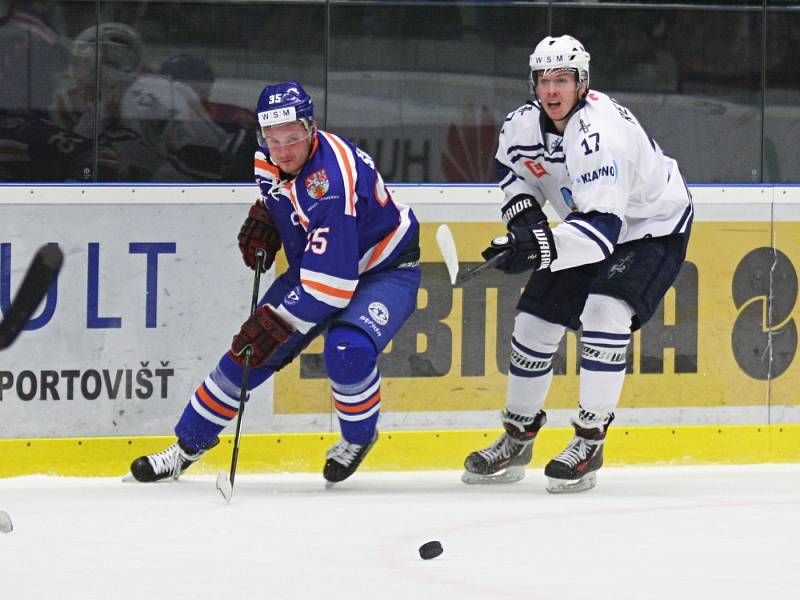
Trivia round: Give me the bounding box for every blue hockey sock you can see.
[175,352,274,451]
[325,326,380,445]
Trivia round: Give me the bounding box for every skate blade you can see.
[121,473,179,484]
[0,510,12,533]
[324,480,338,489]
[546,472,597,494]
[216,471,233,502]
[461,465,526,485]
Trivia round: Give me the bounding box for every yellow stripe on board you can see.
[1,425,799,478]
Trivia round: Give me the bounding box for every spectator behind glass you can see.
[0,1,111,182]
[159,53,258,182]
[51,22,244,182]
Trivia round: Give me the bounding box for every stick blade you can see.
[435,224,459,286]
[216,470,233,502]
[0,244,64,350]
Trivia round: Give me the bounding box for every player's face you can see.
[535,70,586,130]
[262,121,313,175]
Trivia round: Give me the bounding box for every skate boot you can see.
[545,411,614,493]
[323,431,378,487]
[462,410,547,484]
[129,438,218,482]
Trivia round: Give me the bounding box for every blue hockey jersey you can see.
[253,130,418,333]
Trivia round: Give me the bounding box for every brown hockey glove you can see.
[238,202,282,272]
[230,305,294,368]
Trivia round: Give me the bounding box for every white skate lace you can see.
[326,440,364,467]
[477,434,524,464]
[553,437,595,468]
[147,443,195,478]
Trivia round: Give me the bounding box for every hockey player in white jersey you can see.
[129,81,421,485]
[463,35,692,493]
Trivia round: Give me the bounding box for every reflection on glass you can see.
[0,1,797,184]
[0,1,73,181]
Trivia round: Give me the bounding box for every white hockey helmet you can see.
[529,35,590,89]
[71,22,143,84]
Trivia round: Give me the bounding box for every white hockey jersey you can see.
[496,90,693,271]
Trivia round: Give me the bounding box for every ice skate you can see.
[462,410,547,484]
[324,431,378,487]
[545,413,613,493]
[128,438,218,482]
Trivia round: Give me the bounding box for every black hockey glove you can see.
[501,194,548,230]
[481,225,556,274]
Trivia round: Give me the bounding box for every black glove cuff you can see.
[501,194,547,230]
[529,225,556,270]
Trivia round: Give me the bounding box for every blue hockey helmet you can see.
[255,81,314,132]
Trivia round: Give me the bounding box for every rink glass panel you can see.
[0,1,798,183]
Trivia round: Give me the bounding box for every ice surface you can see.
[1,465,799,599]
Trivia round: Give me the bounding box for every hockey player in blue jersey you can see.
[462,35,692,492]
[130,81,421,484]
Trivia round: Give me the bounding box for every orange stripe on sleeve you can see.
[300,278,355,300]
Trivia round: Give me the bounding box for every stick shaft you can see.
[455,249,510,285]
[226,250,266,489]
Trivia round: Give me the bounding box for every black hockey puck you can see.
[418,540,443,560]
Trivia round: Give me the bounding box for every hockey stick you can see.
[435,224,509,286]
[0,244,64,351]
[216,248,267,502]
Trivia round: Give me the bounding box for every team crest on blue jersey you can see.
[368,302,390,325]
[285,285,302,305]
[305,170,330,199]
